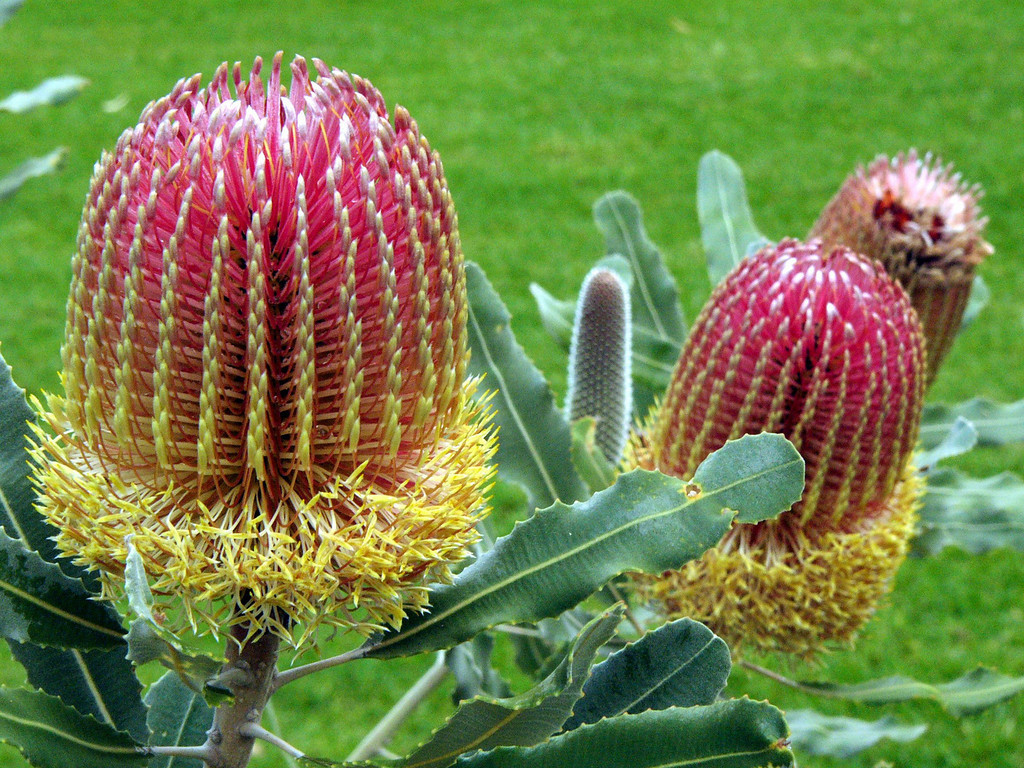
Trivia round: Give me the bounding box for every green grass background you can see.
[1,1,1023,766]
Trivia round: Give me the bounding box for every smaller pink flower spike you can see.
[811,150,993,384]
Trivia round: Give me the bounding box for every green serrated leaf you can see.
[8,643,148,743]
[569,418,617,493]
[455,700,793,768]
[0,75,88,113]
[960,274,989,331]
[563,618,730,731]
[446,634,511,704]
[920,397,1024,449]
[786,709,926,758]
[364,433,803,660]
[697,150,770,287]
[144,672,214,768]
[912,467,1024,556]
[0,686,146,768]
[466,262,588,509]
[917,416,978,469]
[798,665,1024,716]
[125,619,224,699]
[593,191,686,412]
[0,529,124,649]
[0,348,61,562]
[405,607,623,768]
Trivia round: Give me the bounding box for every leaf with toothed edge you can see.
[402,607,623,768]
[562,617,731,731]
[453,700,793,768]
[362,433,803,660]
[0,347,67,568]
[145,672,214,768]
[466,262,588,510]
[0,686,146,768]
[8,643,149,743]
[0,349,147,738]
[0,529,125,650]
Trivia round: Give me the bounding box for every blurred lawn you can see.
[1,1,1023,766]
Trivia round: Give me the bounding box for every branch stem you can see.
[345,652,449,762]
[272,645,366,692]
[238,723,305,759]
[146,744,216,761]
[201,626,282,768]
[738,658,839,698]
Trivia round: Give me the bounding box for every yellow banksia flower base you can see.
[32,384,494,647]
[632,465,922,660]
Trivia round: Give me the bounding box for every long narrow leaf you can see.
[145,672,214,768]
[697,150,770,286]
[8,643,148,743]
[563,618,730,730]
[786,709,926,758]
[364,433,803,659]
[912,467,1024,555]
[0,530,125,649]
[799,666,1024,716]
[403,607,622,768]
[466,262,588,509]
[593,192,685,410]
[0,687,146,768]
[454,701,793,768]
[920,397,1024,449]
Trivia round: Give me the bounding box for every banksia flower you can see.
[31,54,495,645]
[565,267,632,465]
[631,239,926,658]
[810,150,992,384]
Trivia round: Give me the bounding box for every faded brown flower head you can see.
[31,54,495,645]
[631,239,926,658]
[810,150,992,383]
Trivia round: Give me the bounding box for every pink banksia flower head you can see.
[810,150,992,384]
[630,239,926,658]
[31,53,496,646]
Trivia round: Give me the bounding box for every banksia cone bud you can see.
[32,54,495,644]
[565,267,632,465]
[810,150,992,384]
[632,239,926,658]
